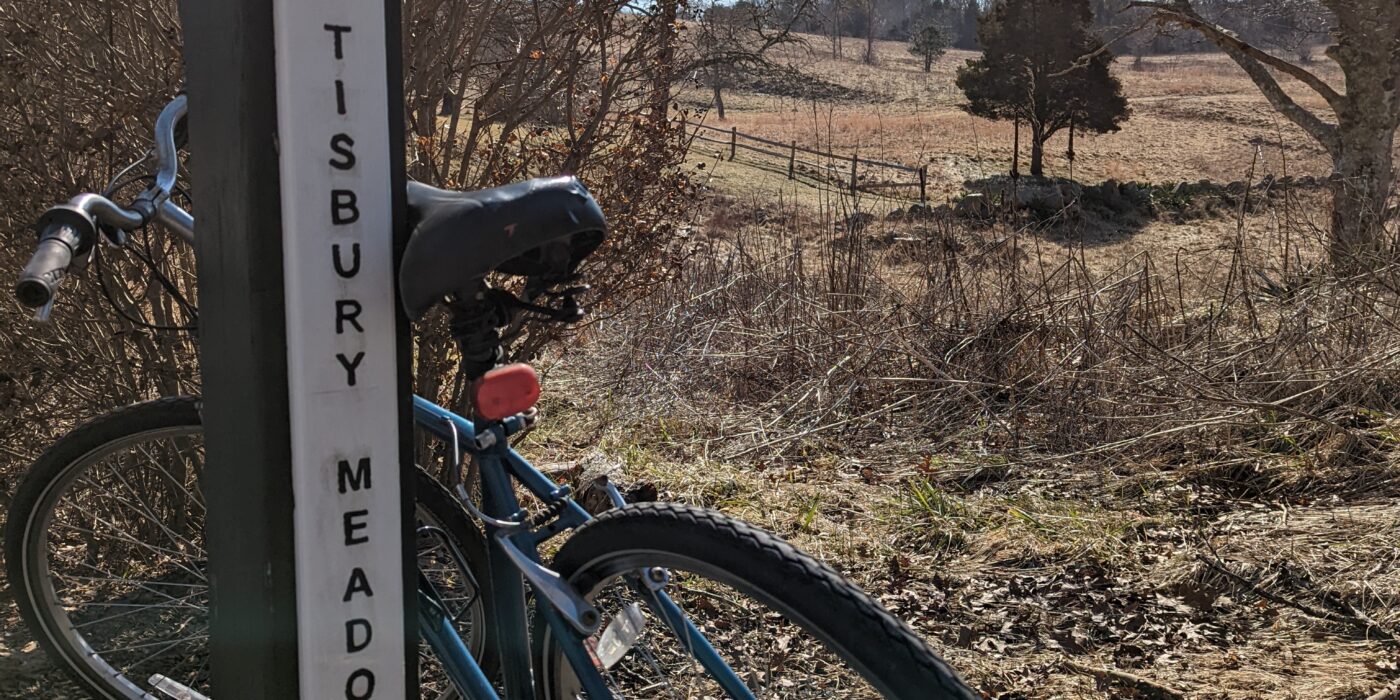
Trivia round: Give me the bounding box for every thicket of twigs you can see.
[0,1,192,501]
[581,192,1400,496]
[0,0,692,490]
[542,190,1400,696]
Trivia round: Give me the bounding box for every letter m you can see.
[338,457,372,494]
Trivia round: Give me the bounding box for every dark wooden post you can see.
[181,2,298,695]
[1066,116,1076,181]
[181,0,417,697]
[850,153,859,194]
[918,166,928,203]
[1011,117,1021,180]
[788,142,797,179]
[729,126,737,161]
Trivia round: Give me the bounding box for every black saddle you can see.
[399,177,607,320]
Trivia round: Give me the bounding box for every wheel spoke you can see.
[534,505,930,700]
[75,469,206,559]
[62,560,207,612]
[93,633,208,657]
[50,513,207,584]
[71,592,207,630]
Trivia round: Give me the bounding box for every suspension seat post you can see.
[446,295,506,382]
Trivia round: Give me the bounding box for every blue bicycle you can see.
[4,96,977,700]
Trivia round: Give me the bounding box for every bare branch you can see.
[1367,679,1400,700]
[1062,661,1187,700]
[1046,12,1158,79]
[1132,0,1343,107]
[1129,0,1342,153]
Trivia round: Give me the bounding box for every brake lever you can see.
[33,298,54,323]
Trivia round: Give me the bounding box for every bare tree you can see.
[398,0,702,404]
[684,0,811,120]
[1251,0,1331,63]
[1130,0,1399,270]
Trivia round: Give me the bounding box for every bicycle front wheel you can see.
[3,396,492,700]
[535,502,977,699]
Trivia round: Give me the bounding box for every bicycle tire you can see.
[3,396,493,700]
[535,502,978,699]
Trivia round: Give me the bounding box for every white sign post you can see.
[273,3,407,698]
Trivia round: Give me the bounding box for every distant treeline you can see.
[767,0,1329,60]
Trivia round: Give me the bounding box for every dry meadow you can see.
[520,36,1400,699]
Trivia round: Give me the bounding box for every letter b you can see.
[332,190,360,225]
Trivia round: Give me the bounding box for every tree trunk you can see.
[409,98,438,181]
[713,82,726,121]
[923,54,932,72]
[1329,123,1396,270]
[1128,0,1400,272]
[1029,128,1046,178]
[649,0,678,127]
[832,0,842,58]
[864,0,877,65]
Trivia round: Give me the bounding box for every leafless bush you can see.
[399,0,695,409]
[0,0,693,485]
[0,0,193,495]
[580,196,1400,495]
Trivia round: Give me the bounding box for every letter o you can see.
[345,668,375,699]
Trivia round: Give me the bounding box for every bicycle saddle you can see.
[399,176,607,320]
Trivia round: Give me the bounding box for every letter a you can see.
[343,567,375,602]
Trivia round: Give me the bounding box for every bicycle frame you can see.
[411,396,755,700]
[52,96,753,700]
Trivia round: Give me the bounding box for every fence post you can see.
[850,153,858,195]
[729,126,737,161]
[1011,117,1021,180]
[788,142,796,179]
[919,166,928,203]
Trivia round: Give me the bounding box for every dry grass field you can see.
[510,36,1400,699]
[684,39,1345,198]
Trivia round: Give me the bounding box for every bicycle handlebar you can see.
[15,202,100,308]
[16,227,79,309]
[13,95,189,315]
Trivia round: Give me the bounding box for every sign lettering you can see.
[273,1,406,696]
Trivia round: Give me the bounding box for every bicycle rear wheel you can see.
[535,502,977,700]
[3,396,491,700]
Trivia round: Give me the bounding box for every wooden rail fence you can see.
[683,119,929,203]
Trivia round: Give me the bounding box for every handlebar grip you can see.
[15,224,80,308]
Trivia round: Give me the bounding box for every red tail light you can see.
[472,363,540,421]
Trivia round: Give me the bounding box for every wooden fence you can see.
[683,119,929,203]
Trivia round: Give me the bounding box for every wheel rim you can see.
[19,423,489,699]
[415,498,489,699]
[539,550,883,700]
